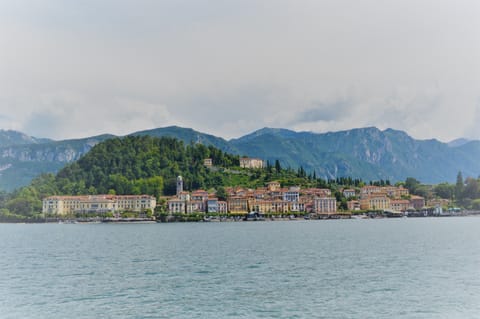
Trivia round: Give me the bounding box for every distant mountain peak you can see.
[0,129,52,147]
[448,138,474,148]
[233,127,299,142]
[382,127,407,134]
[252,127,297,135]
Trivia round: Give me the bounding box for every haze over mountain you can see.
[0,126,479,191]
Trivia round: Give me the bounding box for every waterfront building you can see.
[207,198,219,213]
[410,195,426,210]
[251,200,289,214]
[227,196,250,213]
[289,201,306,212]
[186,200,205,213]
[167,198,186,214]
[43,196,76,215]
[167,189,234,215]
[167,196,204,214]
[270,200,290,213]
[390,199,411,211]
[42,195,156,216]
[313,197,337,213]
[360,195,391,210]
[218,201,228,213]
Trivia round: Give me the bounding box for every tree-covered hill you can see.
[130,126,237,154]
[55,135,241,196]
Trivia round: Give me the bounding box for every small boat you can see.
[244,211,265,221]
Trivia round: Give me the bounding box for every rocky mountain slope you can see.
[0,134,113,191]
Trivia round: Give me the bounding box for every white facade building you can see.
[313,197,337,213]
[283,187,300,202]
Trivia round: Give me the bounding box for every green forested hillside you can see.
[55,136,241,196]
[130,126,236,153]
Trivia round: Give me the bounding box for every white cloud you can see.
[22,92,174,139]
[0,0,479,141]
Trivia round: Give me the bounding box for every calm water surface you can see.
[1,218,480,318]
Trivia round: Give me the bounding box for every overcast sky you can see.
[0,0,479,142]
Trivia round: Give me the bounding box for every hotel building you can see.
[42,195,156,216]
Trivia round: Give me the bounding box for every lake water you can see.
[1,218,480,318]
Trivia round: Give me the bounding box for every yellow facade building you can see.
[360,196,391,210]
[42,195,156,216]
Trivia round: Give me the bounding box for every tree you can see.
[434,183,454,199]
[405,177,420,194]
[274,159,282,173]
[455,171,464,201]
[471,199,480,210]
[339,198,348,211]
[215,186,227,201]
[6,197,41,217]
[266,160,273,174]
[463,177,479,202]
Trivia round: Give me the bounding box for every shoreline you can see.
[2,211,480,224]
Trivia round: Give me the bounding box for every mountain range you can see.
[1,126,479,191]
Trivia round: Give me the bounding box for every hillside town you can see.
[164,175,433,217]
[41,157,456,219]
[42,171,444,219]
